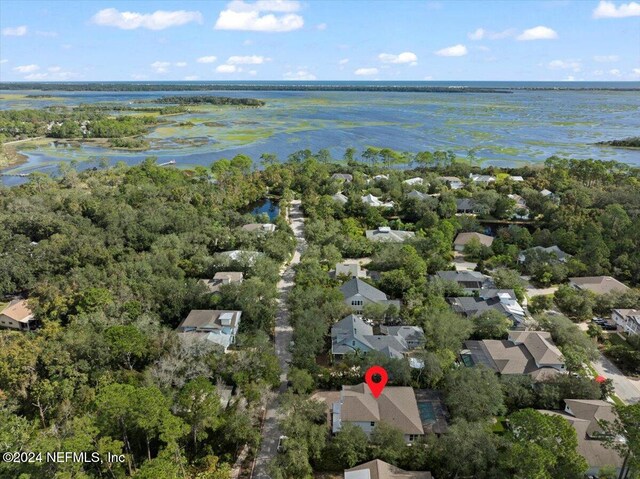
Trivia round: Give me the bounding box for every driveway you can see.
[252,200,305,478]
[452,251,477,272]
[592,353,640,405]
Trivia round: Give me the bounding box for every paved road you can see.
[252,200,305,478]
[593,353,640,405]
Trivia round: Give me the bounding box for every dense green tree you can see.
[501,409,588,479]
[444,366,506,422]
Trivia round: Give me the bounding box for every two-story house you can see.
[332,384,424,443]
[612,309,640,336]
[176,310,242,352]
[340,278,401,314]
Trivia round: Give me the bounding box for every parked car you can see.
[277,435,288,453]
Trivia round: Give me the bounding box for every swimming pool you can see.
[418,402,436,423]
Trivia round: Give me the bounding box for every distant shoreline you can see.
[1,81,640,93]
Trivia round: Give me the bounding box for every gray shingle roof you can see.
[341,278,389,302]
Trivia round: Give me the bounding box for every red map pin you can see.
[364,365,388,399]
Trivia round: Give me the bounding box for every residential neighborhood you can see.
[1,156,639,479]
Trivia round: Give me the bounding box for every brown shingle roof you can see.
[345,459,432,479]
[509,331,564,366]
[538,410,623,470]
[564,399,617,438]
[569,276,630,295]
[454,232,494,247]
[341,384,424,435]
[0,300,34,323]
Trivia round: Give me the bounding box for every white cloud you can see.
[468,27,515,40]
[339,58,349,65]
[48,66,62,72]
[0,59,8,64]
[283,69,316,80]
[564,75,576,81]
[24,73,49,80]
[216,64,237,73]
[593,55,620,62]
[197,56,217,63]
[517,26,558,41]
[378,52,418,64]
[593,0,640,18]
[2,25,28,36]
[151,61,171,73]
[215,0,304,32]
[13,64,39,73]
[91,8,203,30]
[184,75,199,80]
[227,55,269,64]
[316,23,327,31]
[548,59,582,72]
[354,67,379,76]
[609,68,622,76]
[424,75,434,80]
[633,68,640,76]
[175,62,188,67]
[249,70,258,76]
[243,39,253,45]
[434,44,468,57]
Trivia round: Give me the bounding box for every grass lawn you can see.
[605,333,630,348]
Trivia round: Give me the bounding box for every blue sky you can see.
[0,0,638,81]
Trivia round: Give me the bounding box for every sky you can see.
[0,0,639,82]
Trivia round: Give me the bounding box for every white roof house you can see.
[361,194,394,208]
[403,177,424,186]
[332,192,349,204]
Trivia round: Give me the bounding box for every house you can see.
[510,175,525,182]
[569,276,630,295]
[437,176,463,190]
[539,400,624,477]
[456,198,480,214]
[449,289,527,326]
[218,250,262,264]
[199,272,244,293]
[362,194,395,208]
[507,194,529,219]
[344,460,432,479]
[241,223,276,233]
[540,188,554,198]
[373,174,389,181]
[403,177,424,186]
[366,226,415,243]
[453,232,494,252]
[518,245,572,264]
[380,325,426,349]
[176,310,242,352]
[435,270,493,292]
[0,299,36,331]
[331,314,424,359]
[340,278,401,314]
[407,190,430,201]
[469,173,496,184]
[461,331,565,381]
[217,385,234,409]
[332,383,424,443]
[336,261,366,279]
[332,173,353,182]
[612,309,640,336]
[332,192,349,205]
